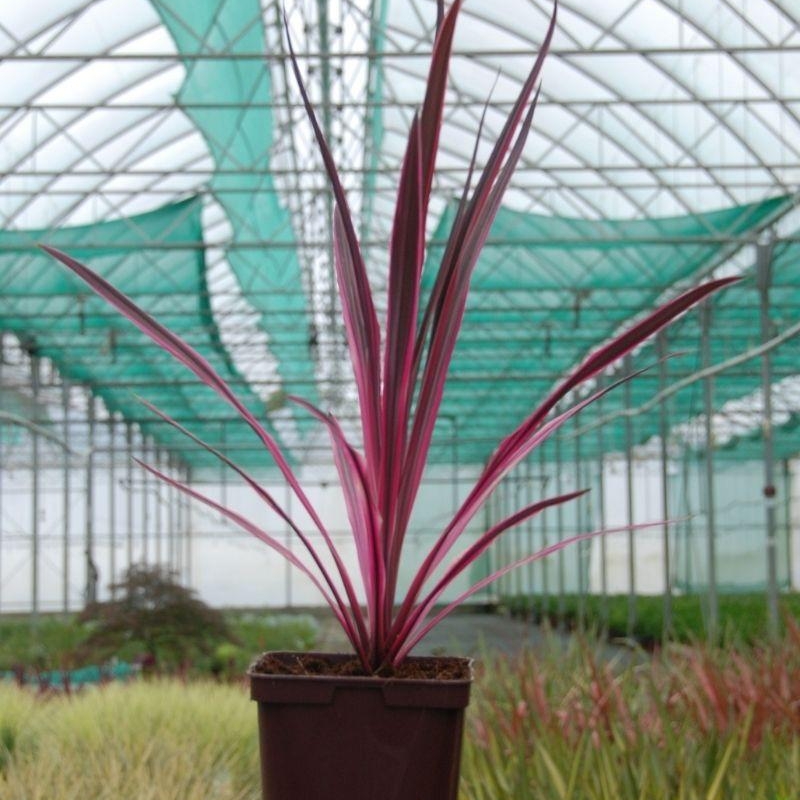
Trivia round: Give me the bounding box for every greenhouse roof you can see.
[0,0,798,473]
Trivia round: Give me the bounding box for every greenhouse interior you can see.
[3,2,800,797]
[0,0,798,642]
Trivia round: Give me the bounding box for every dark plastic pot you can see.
[248,651,473,800]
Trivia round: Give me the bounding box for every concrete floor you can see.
[315,609,633,662]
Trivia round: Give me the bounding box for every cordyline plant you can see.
[42,0,735,673]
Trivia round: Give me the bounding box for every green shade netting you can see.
[591,231,800,460]
[0,197,283,474]
[152,0,318,428]
[423,194,791,465]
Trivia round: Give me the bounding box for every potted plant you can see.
[42,0,735,797]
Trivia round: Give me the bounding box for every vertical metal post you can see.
[0,332,4,613]
[62,380,71,613]
[497,482,506,597]
[496,483,506,597]
[756,241,780,638]
[555,431,565,626]
[155,448,163,565]
[451,416,459,521]
[85,393,97,605]
[525,458,534,606]
[657,331,673,636]
[701,301,719,641]
[595,395,608,627]
[574,416,585,628]
[783,460,793,589]
[624,356,637,636]
[539,445,549,614]
[174,457,182,577]
[141,433,149,564]
[513,471,523,598]
[184,465,193,587]
[220,422,227,512]
[285,483,293,607]
[108,413,117,594]
[125,423,134,570]
[167,454,176,572]
[682,450,693,589]
[483,459,494,588]
[31,355,40,626]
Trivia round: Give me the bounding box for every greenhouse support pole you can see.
[62,380,71,613]
[595,404,608,627]
[285,483,293,607]
[125,423,134,571]
[220,422,227,512]
[155,448,163,564]
[701,302,718,642]
[450,415,459,520]
[681,450,693,588]
[574,416,585,628]
[526,458,535,607]
[141,434,149,564]
[539,445,550,613]
[483,459,494,587]
[783,460,794,590]
[513,470,523,598]
[108,413,117,594]
[492,478,508,598]
[184,465,193,587]
[497,481,507,597]
[756,240,780,638]
[555,431,566,626]
[624,355,636,636]
[0,333,3,613]
[168,455,178,575]
[85,393,97,606]
[31,355,40,626]
[657,331,673,636]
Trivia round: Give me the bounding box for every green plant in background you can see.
[0,606,319,680]
[77,565,237,670]
[0,617,90,672]
[461,633,800,799]
[502,592,800,646]
[1,633,797,799]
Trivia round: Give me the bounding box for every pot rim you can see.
[247,650,474,685]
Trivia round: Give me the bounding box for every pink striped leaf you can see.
[412,6,556,375]
[381,115,425,597]
[133,395,357,635]
[395,89,543,544]
[39,244,330,541]
[488,278,738,471]
[419,0,462,205]
[284,18,382,477]
[393,519,671,664]
[132,457,369,667]
[288,395,383,654]
[389,489,588,660]
[389,364,642,642]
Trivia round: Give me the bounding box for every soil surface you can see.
[252,651,471,680]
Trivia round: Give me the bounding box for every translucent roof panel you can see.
[0,0,797,468]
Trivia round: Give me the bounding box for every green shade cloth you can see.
[422,194,792,465]
[593,231,800,460]
[152,0,319,428]
[0,197,283,474]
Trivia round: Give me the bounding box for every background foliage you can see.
[1,630,798,799]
